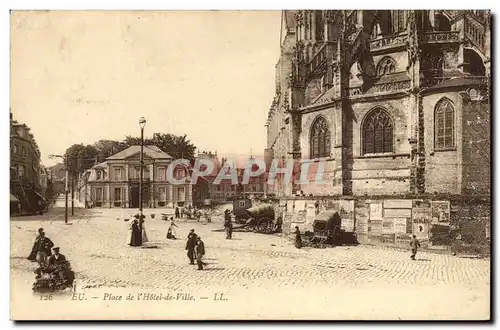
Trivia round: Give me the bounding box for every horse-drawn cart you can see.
[301,211,342,248]
[244,204,275,234]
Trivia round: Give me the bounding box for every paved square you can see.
[10,208,490,320]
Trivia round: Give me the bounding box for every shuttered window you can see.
[435,98,455,149]
[363,108,394,154]
[310,116,331,159]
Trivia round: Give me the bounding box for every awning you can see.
[10,194,19,203]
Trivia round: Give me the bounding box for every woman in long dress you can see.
[129,220,142,246]
[141,219,148,243]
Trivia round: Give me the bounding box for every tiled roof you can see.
[106,145,173,160]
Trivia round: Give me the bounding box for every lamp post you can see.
[49,154,69,224]
[139,117,146,245]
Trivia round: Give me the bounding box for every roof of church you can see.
[106,145,173,160]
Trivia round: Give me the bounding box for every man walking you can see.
[185,229,197,265]
[175,207,180,219]
[224,209,233,239]
[195,236,206,270]
[409,235,421,260]
[28,228,54,267]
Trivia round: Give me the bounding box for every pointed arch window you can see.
[434,98,455,149]
[363,108,394,154]
[376,57,396,76]
[310,116,331,159]
[392,10,407,34]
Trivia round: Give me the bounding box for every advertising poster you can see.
[369,202,383,220]
[356,222,368,233]
[341,219,355,232]
[305,203,316,226]
[295,210,306,223]
[384,208,412,218]
[413,222,429,239]
[382,219,394,234]
[339,200,354,217]
[369,220,382,236]
[355,204,369,223]
[393,218,407,234]
[412,199,431,209]
[383,199,413,209]
[431,201,450,225]
[412,207,431,239]
[381,234,395,244]
[286,201,294,215]
[323,199,339,211]
[295,200,306,212]
[395,233,412,245]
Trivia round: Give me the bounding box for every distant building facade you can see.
[78,145,192,208]
[10,113,47,214]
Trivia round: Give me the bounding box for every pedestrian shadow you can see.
[226,238,243,241]
[417,258,431,261]
[202,267,225,271]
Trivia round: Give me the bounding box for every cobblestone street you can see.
[10,207,490,320]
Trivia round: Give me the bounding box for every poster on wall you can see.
[384,208,412,218]
[431,201,450,225]
[305,203,316,226]
[393,218,407,234]
[369,220,382,236]
[323,199,340,212]
[341,219,355,232]
[383,199,413,209]
[295,210,306,223]
[395,234,412,245]
[340,200,355,232]
[412,207,431,239]
[413,223,429,239]
[295,200,306,212]
[356,222,368,233]
[382,219,394,234]
[369,202,383,220]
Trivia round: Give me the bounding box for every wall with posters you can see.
[281,195,489,251]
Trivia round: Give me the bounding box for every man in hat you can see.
[47,247,73,285]
[27,228,54,267]
[185,229,198,265]
[195,236,206,270]
[47,247,66,267]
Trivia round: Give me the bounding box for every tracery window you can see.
[392,10,407,34]
[310,116,331,159]
[362,108,394,154]
[434,98,455,149]
[376,57,396,76]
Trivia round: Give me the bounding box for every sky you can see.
[10,11,282,166]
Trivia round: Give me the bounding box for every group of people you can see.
[175,205,203,221]
[185,229,206,270]
[28,228,75,290]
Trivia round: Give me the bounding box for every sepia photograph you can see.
[9,9,491,321]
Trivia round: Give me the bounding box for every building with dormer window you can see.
[78,145,192,208]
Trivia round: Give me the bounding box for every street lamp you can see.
[139,117,146,245]
[49,154,69,224]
